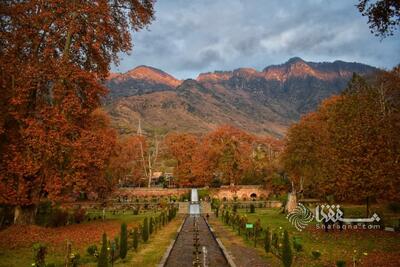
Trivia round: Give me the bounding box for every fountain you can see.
[189,188,200,215]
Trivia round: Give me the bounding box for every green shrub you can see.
[233,203,238,213]
[133,227,139,251]
[149,217,154,235]
[388,202,400,213]
[179,193,190,201]
[142,217,149,242]
[33,242,47,267]
[161,212,166,226]
[198,189,210,200]
[120,223,128,259]
[114,235,119,252]
[272,232,278,248]
[293,237,303,252]
[109,241,116,266]
[49,208,69,227]
[98,233,108,267]
[211,198,221,210]
[86,244,98,256]
[211,177,222,188]
[282,230,292,267]
[336,260,346,267]
[250,204,255,213]
[69,252,80,267]
[311,250,321,260]
[264,228,271,253]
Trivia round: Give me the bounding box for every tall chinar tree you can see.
[0,0,155,224]
[282,70,400,213]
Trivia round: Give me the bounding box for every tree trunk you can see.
[285,192,297,213]
[366,196,370,217]
[14,205,36,225]
[285,181,297,213]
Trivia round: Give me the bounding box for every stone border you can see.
[204,217,237,267]
[158,216,187,267]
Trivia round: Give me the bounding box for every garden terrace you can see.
[210,204,400,266]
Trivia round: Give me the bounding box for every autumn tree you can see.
[202,126,255,186]
[243,136,283,185]
[357,0,400,37]
[283,69,400,207]
[0,0,155,223]
[164,126,283,188]
[281,104,335,197]
[164,133,202,186]
[108,135,147,187]
[322,72,400,209]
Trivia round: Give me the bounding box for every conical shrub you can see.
[119,223,127,259]
[98,233,108,267]
[142,217,149,242]
[282,230,293,267]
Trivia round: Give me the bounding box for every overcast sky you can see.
[111,0,400,79]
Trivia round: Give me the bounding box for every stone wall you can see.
[112,187,190,199]
[211,185,270,201]
[112,185,269,201]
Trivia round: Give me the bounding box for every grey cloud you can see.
[180,49,224,70]
[112,0,400,79]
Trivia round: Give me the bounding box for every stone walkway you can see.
[209,216,274,267]
[165,216,229,267]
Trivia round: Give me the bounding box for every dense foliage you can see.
[164,126,283,187]
[357,0,400,37]
[282,68,400,202]
[0,0,155,224]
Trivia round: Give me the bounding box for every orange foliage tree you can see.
[108,135,147,187]
[203,126,255,186]
[282,69,400,206]
[0,1,155,223]
[164,133,202,187]
[164,126,283,187]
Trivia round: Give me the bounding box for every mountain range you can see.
[105,57,377,137]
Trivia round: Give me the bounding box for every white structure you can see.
[190,188,200,215]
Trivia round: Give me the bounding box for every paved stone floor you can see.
[165,216,229,267]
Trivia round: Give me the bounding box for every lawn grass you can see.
[0,209,169,267]
[83,215,184,267]
[219,206,400,266]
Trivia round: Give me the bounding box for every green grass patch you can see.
[221,207,400,266]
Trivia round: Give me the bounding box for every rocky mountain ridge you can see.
[105,58,378,137]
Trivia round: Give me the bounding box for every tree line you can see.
[282,67,400,205]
